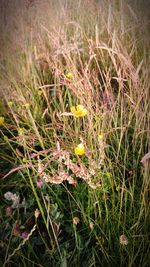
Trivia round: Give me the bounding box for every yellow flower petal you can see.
[65,72,72,79]
[0,116,5,125]
[98,134,104,140]
[70,106,76,114]
[24,103,30,108]
[81,109,87,116]
[74,143,85,155]
[76,105,84,112]
[70,105,87,117]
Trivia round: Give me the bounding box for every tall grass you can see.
[0,0,149,266]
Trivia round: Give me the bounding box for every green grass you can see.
[0,0,149,266]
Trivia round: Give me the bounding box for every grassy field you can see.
[0,0,150,266]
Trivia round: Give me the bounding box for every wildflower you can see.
[119,234,128,246]
[7,101,13,107]
[65,72,72,79]
[21,231,29,239]
[22,157,27,163]
[98,133,104,140]
[18,128,25,136]
[34,208,40,219]
[71,105,87,117]
[74,143,85,156]
[73,217,80,225]
[24,103,30,108]
[0,116,4,125]
[36,179,44,188]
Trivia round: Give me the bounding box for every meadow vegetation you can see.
[0,0,149,266]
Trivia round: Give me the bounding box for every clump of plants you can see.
[0,0,149,266]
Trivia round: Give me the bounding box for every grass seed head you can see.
[119,234,128,246]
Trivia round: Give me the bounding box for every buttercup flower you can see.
[74,143,85,156]
[0,116,5,125]
[65,72,72,79]
[24,103,30,108]
[71,105,87,117]
[98,133,104,140]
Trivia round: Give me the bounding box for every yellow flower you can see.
[22,158,27,163]
[7,101,13,107]
[74,143,85,156]
[24,103,30,108]
[65,72,72,79]
[71,105,87,117]
[0,116,5,125]
[18,128,25,136]
[98,133,104,140]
